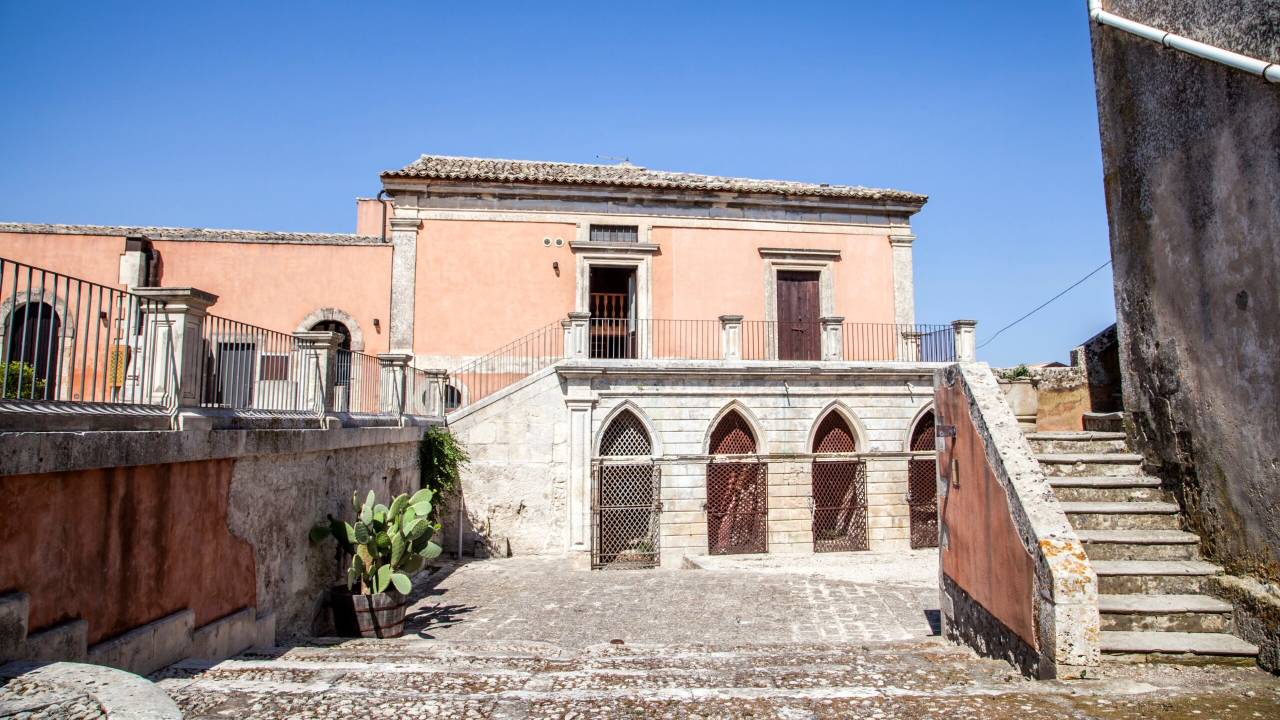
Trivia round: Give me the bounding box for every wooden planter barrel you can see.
[330,587,407,638]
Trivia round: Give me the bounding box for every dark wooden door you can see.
[777,271,820,360]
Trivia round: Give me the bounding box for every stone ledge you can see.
[87,610,193,676]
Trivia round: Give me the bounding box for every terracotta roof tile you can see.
[0,223,384,245]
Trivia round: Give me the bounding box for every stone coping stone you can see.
[0,661,181,719]
[1100,630,1258,656]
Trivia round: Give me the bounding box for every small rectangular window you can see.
[589,224,639,243]
[259,354,290,381]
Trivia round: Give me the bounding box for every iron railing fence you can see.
[588,318,720,360]
[403,366,439,416]
[845,322,955,363]
[335,349,382,415]
[0,257,172,409]
[197,313,322,417]
[448,321,564,411]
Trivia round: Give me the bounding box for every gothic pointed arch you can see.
[596,401,658,457]
[704,401,765,455]
[807,401,869,454]
[907,404,936,452]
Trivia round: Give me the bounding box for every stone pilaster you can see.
[131,287,219,408]
[567,312,591,359]
[565,391,597,565]
[820,316,844,361]
[719,315,743,361]
[377,353,412,415]
[889,235,917,327]
[952,320,978,362]
[388,216,420,354]
[293,331,342,414]
[901,330,924,362]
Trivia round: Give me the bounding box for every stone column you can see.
[377,353,412,415]
[388,216,420,354]
[820,316,844,361]
[952,320,978,362]
[719,315,743,361]
[131,287,218,408]
[293,331,341,414]
[889,235,917,326]
[567,311,591,359]
[561,319,573,359]
[420,368,448,417]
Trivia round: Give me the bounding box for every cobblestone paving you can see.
[402,557,939,645]
[155,556,1280,719]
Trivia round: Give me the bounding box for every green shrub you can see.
[2,361,45,399]
[418,427,468,516]
[998,364,1032,381]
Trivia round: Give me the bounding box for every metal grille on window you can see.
[706,410,767,555]
[589,224,639,243]
[810,412,868,553]
[908,410,939,549]
[592,410,660,569]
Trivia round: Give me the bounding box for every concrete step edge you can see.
[1036,453,1143,464]
[1061,502,1180,515]
[1025,431,1127,441]
[1099,631,1258,656]
[1091,560,1222,576]
[1098,594,1234,614]
[1048,475,1161,488]
[1076,530,1200,545]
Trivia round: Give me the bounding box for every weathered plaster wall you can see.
[1089,0,1280,581]
[0,460,256,646]
[936,363,1098,678]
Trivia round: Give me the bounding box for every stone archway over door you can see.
[811,412,868,552]
[706,411,767,555]
[908,410,938,548]
[592,409,660,569]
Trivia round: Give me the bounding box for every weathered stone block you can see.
[0,592,28,662]
[22,619,87,663]
[87,609,194,676]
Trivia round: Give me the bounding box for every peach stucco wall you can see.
[0,232,126,289]
[937,379,1039,648]
[355,198,391,238]
[151,240,393,354]
[415,220,577,356]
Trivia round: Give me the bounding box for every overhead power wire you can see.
[977,260,1113,349]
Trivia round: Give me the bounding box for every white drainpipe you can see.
[1088,0,1280,83]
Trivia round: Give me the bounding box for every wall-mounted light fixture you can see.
[552,261,560,276]
[373,318,381,332]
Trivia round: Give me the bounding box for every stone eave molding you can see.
[757,247,842,261]
[568,240,660,254]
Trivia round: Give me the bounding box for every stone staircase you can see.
[1026,428,1258,661]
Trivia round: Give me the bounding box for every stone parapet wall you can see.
[936,363,1099,678]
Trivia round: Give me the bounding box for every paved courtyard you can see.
[403,552,940,646]
[155,552,1280,719]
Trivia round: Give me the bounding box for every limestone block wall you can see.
[444,361,938,565]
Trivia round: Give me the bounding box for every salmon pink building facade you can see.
[0,155,973,567]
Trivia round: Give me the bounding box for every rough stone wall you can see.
[1089,0,1280,581]
[228,438,419,640]
[444,363,936,565]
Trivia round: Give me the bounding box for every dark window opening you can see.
[589,266,637,359]
[589,224,639,244]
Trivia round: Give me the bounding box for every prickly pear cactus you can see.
[310,488,443,595]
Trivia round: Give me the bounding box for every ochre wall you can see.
[150,240,393,354]
[0,232,127,289]
[415,220,577,356]
[0,459,256,645]
[937,379,1039,648]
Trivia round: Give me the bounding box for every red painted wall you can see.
[937,380,1039,648]
[0,460,256,645]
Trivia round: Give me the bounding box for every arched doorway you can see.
[5,302,60,400]
[706,409,767,555]
[592,408,660,568]
[810,411,868,552]
[907,409,939,548]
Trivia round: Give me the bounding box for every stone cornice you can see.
[889,234,917,247]
[568,240,661,254]
[757,247,842,261]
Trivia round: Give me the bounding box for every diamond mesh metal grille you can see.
[811,458,868,553]
[812,412,857,453]
[592,463,660,569]
[709,411,757,455]
[910,411,936,451]
[908,410,938,548]
[706,462,768,555]
[599,410,652,456]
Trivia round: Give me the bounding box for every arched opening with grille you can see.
[592,408,660,569]
[810,410,868,552]
[4,302,62,400]
[907,408,939,548]
[706,408,767,555]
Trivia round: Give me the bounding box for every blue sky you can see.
[0,1,1115,366]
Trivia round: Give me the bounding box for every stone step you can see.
[1075,529,1201,561]
[1093,560,1221,595]
[1083,411,1125,433]
[1099,594,1234,633]
[1062,502,1181,531]
[1037,454,1145,477]
[1026,432,1130,455]
[1051,482,1167,503]
[1100,630,1257,657]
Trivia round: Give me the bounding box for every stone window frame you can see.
[593,400,663,459]
[703,400,769,457]
[905,402,936,454]
[295,307,365,353]
[758,248,839,326]
[572,246,655,357]
[807,400,871,456]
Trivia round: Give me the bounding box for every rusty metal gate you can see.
[908,410,939,549]
[706,410,767,555]
[810,411,868,552]
[592,410,660,569]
